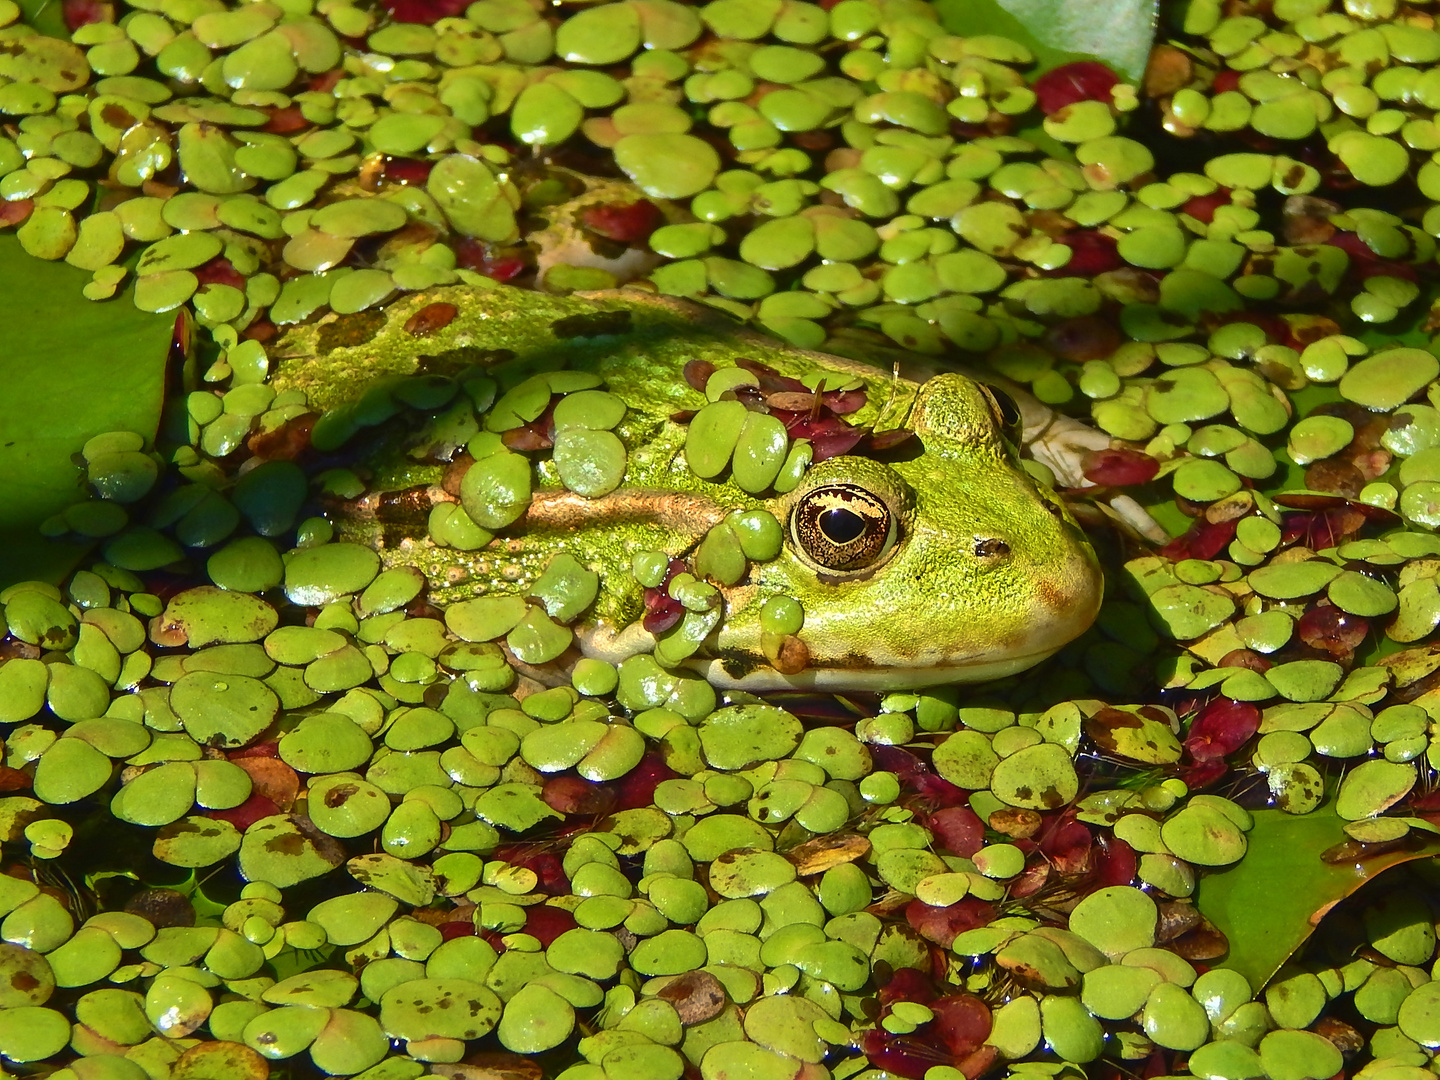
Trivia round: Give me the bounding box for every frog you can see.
[272,281,1103,692]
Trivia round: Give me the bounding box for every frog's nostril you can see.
[974,537,1010,558]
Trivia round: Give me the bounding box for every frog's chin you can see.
[681,648,1067,692]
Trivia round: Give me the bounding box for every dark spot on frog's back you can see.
[404,302,458,337]
[317,310,387,353]
[550,311,632,339]
[374,486,435,528]
[415,346,515,377]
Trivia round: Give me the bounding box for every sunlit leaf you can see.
[0,235,173,588]
[934,0,1159,83]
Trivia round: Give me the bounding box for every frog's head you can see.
[708,374,1103,691]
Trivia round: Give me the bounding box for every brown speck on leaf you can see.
[316,309,387,352]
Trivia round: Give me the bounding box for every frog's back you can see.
[272,284,903,422]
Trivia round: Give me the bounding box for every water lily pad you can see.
[1196,800,1440,989]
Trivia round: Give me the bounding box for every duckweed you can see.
[15,0,1440,1079]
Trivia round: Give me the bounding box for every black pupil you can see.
[819,508,866,545]
[992,388,1022,435]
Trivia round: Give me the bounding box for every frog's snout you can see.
[1023,533,1105,645]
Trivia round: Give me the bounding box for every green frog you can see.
[273,282,1102,692]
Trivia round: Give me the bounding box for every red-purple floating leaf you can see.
[205,792,279,833]
[683,360,715,393]
[905,897,996,948]
[523,904,577,947]
[860,1030,945,1080]
[64,0,113,28]
[1039,814,1092,875]
[1033,61,1120,114]
[1185,698,1260,762]
[807,427,868,462]
[1093,833,1138,888]
[0,199,33,228]
[1296,605,1369,657]
[930,994,992,1058]
[643,591,684,634]
[385,158,433,186]
[379,0,467,22]
[501,424,552,451]
[581,200,663,245]
[736,357,807,395]
[1181,189,1231,225]
[542,775,618,817]
[1181,760,1230,790]
[1045,315,1123,362]
[766,390,824,414]
[1054,230,1121,276]
[453,238,529,282]
[878,966,938,1007]
[1082,448,1160,486]
[824,388,867,415]
[1161,517,1238,561]
[194,257,246,290]
[613,752,677,811]
[927,806,986,858]
[642,558,689,634]
[1324,231,1377,266]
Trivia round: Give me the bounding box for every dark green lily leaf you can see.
[1194,799,1440,991]
[935,0,1159,82]
[0,236,173,588]
[17,0,68,40]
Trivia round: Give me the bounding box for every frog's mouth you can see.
[685,646,1076,692]
[575,586,1100,692]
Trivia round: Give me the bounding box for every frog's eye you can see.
[981,385,1024,445]
[790,484,897,573]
